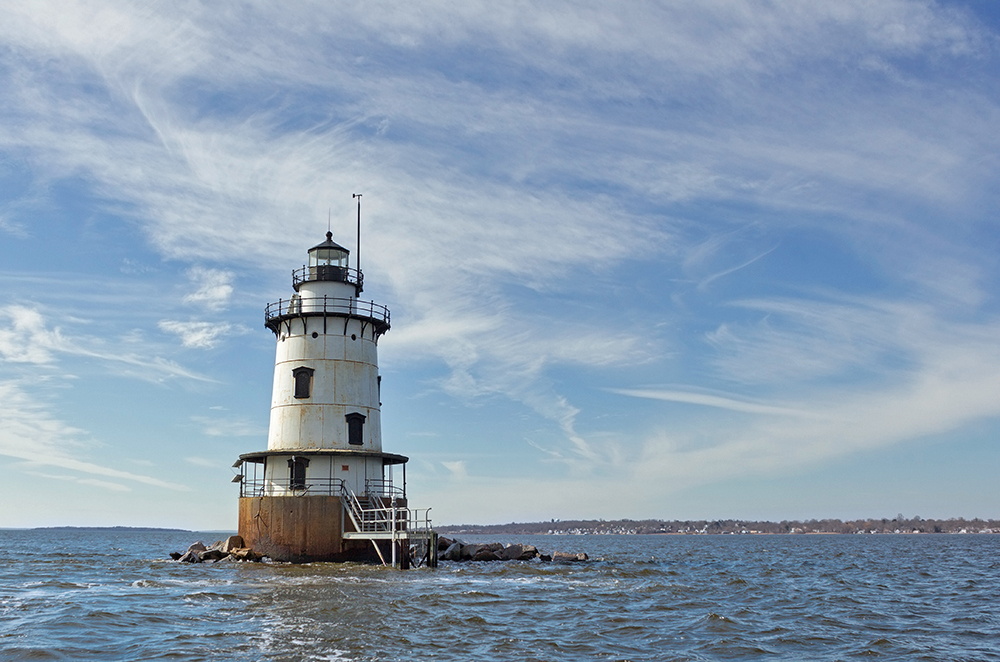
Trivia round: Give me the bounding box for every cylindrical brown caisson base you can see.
[238,496,386,563]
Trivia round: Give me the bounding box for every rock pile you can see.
[169,535,263,563]
[171,535,588,565]
[435,537,588,563]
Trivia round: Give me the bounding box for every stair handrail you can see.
[341,485,434,538]
[342,485,368,532]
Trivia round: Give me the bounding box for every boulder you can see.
[178,550,202,563]
[472,548,501,562]
[552,551,589,563]
[437,536,455,550]
[500,544,523,561]
[459,543,481,560]
[518,544,540,560]
[200,549,228,562]
[433,539,551,563]
[230,547,264,562]
[220,535,244,553]
[441,542,463,561]
[498,543,539,561]
[173,539,262,563]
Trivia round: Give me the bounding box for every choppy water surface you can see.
[1,530,998,661]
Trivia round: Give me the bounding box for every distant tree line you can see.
[438,516,1000,536]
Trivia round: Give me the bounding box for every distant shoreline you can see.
[6,519,997,536]
[438,517,1000,536]
[24,526,194,533]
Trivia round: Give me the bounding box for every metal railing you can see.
[264,295,390,329]
[341,485,432,537]
[238,476,405,500]
[239,477,344,498]
[292,265,363,290]
[366,479,404,500]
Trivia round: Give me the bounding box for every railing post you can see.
[391,504,397,567]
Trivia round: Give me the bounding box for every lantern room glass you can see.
[310,247,348,268]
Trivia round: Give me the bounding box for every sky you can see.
[1,1,999,529]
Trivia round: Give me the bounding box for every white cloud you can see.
[441,460,468,480]
[76,478,131,492]
[192,415,266,438]
[184,456,217,468]
[158,319,242,349]
[0,380,189,491]
[610,388,813,417]
[183,266,234,311]
[0,304,214,381]
[1,0,999,523]
[627,309,1000,492]
[418,314,1000,520]
[0,213,28,237]
[23,470,131,492]
[696,246,778,292]
[0,305,63,364]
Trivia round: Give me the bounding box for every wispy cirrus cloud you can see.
[0,304,213,381]
[158,319,248,350]
[0,305,63,364]
[618,292,1000,494]
[610,387,813,418]
[24,471,132,493]
[0,380,189,491]
[1,1,999,525]
[182,267,235,311]
[192,415,266,438]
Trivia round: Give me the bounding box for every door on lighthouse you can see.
[288,457,309,490]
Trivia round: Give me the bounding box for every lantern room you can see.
[310,231,350,269]
[293,231,362,294]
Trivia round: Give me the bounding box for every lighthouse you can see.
[234,224,434,565]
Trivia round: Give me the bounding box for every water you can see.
[1,530,999,661]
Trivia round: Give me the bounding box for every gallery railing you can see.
[292,265,363,290]
[238,476,404,500]
[239,477,345,498]
[264,295,390,331]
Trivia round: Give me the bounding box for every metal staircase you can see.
[341,484,436,567]
[340,485,433,540]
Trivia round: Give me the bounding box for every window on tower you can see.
[292,367,315,399]
[288,456,309,490]
[346,412,366,446]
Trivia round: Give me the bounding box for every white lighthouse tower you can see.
[235,225,434,565]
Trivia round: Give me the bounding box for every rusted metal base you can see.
[239,496,388,563]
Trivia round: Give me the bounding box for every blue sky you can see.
[1,1,999,528]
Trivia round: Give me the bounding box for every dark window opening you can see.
[287,456,309,490]
[292,367,315,399]
[346,412,366,446]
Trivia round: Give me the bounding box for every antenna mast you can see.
[352,193,362,275]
